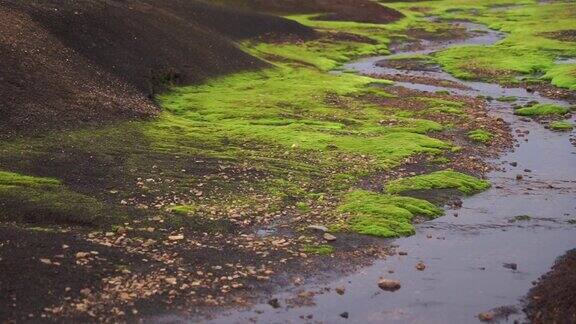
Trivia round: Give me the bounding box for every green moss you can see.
[514,104,569,117]
[385,170,490,195]
[338,190,443,238]
[168,204,198,215]
[543,64,576,90]
[296,201,311,212]
[431,156,450,164]
[0,171,60,187]
[421,1,576,89]
[550,120,574,131]
[302,244,334,255]
[0,170,117,227]
[158,67,450,169]
[423,98,465,115]
[468,129,494,143]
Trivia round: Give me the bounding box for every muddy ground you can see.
[525,249,576,324]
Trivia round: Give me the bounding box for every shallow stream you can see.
[206,20,576,324]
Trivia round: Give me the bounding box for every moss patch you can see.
[385,170,490,195]
[338,190,443,238]
[409,1,576,89]
[158,67,449,170]
[550,120,574,131]
[468,129,494,143]
[514,104,570,117]
[302,244,334,255]
[0,171,117,227]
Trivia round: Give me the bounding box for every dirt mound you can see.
[0,0,314,135]
[214,0,404,23]
[525,249,576,324]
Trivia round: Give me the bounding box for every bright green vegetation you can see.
[544,64,576,90]
[296,201,311,212]
[388,1,576,89]
[338,190,443,237]
[385,170,490,195]
[158,67,449,169]
[550,120,574,131]
[514,104,569,117]
[468,129,494,143]
[168,204,198,215]
[0,171,60,187]
[302,244,334,255]
[424,98,465,115]
[0,171,115,226]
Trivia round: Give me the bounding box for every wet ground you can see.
[205,20,576,324]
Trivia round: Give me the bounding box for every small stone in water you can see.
[378,279,401,291]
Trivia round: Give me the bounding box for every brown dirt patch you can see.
[376,58,439,72]
[370,72,472,91]
[541,30,576,42]
[525,249,576,324]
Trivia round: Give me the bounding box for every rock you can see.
[268,298,280,309]
[340,312,349,319]
[478,312,494,322]
[524,169,532,173]
[80,288,92,296]
[416,261,426,271]
[335,287,345,295]
[75,252,90,259]
[378,279,401,291]
[503,263,517,270]
[119,292,132,301]
[323,233,337,241]
[165,277,178,285]
[168,234,184,241]
[516,174,523,180]
[307,225,328,232]
[39,258,52,265]
[509,162,518,167]
[398,251,408,256]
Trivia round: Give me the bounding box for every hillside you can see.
[0,0,314,135]
[212,0,405,23]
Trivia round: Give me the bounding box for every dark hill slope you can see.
[0,0,314,135]
[212,0,405,23]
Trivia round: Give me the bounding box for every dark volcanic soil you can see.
[525,249,576,324]
[213,0,404,24]
[0,0,314,136]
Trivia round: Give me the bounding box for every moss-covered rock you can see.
[514,104,569,117]
[385,170,490,195]
[468,129,494,143]
[338,190,443,238]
